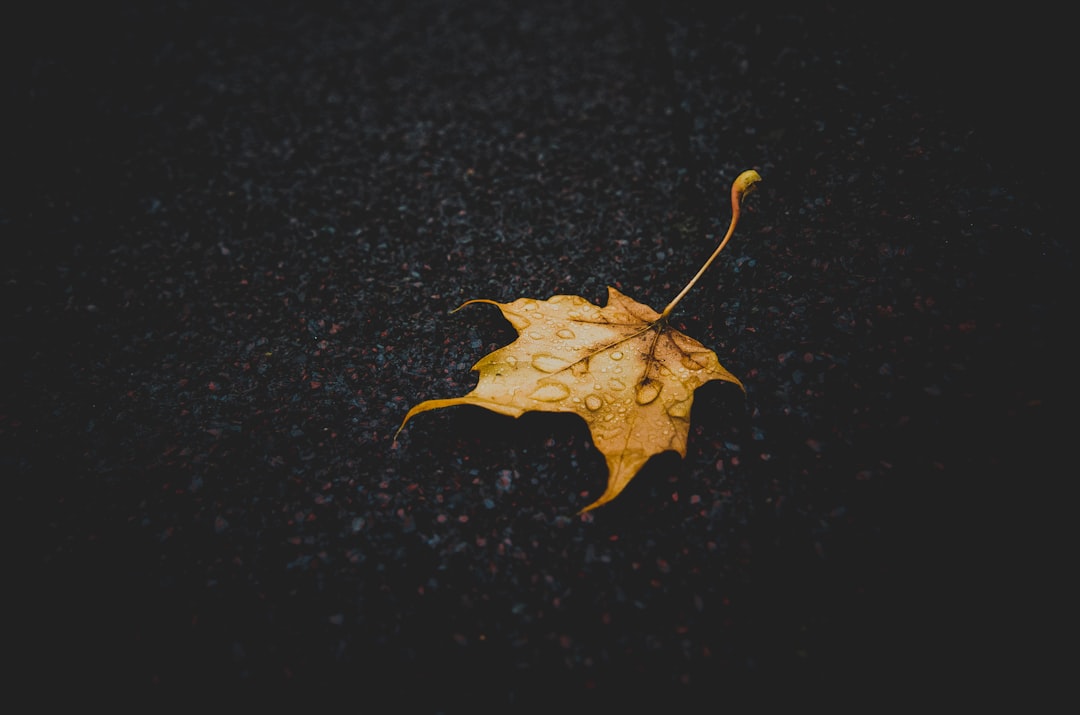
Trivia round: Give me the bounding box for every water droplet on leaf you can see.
[530,383,571,402]
[681,353,708,371]
[636,382,661,405]
[668,400,691,418]
[532,354,569,373]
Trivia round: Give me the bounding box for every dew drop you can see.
[681,353,708,371]
[610,351,624,361]
[532,354,569,373]
[530,383,570,402]
[505,314,530,330]
[556,328,575,339]
[504,355,518,367]
[528,331,543,340]
[608,378,626,392]
[668,400,691,418]
[585,394,603,411]
[522,301,539,311]
[636,382,661,405]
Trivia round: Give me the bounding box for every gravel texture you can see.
[3,0,1068,708]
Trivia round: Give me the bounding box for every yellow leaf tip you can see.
[734,169,762,202]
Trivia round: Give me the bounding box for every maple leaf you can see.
[397,170,761,512]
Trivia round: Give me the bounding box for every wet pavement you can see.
[3,1,1068,708]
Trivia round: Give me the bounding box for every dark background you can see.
[3,0,1068,708]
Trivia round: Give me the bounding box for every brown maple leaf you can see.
[397,170,761,512]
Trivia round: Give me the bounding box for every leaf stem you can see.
[659,170,761,320]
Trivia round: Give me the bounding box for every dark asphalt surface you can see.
[3,1,1069,708]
